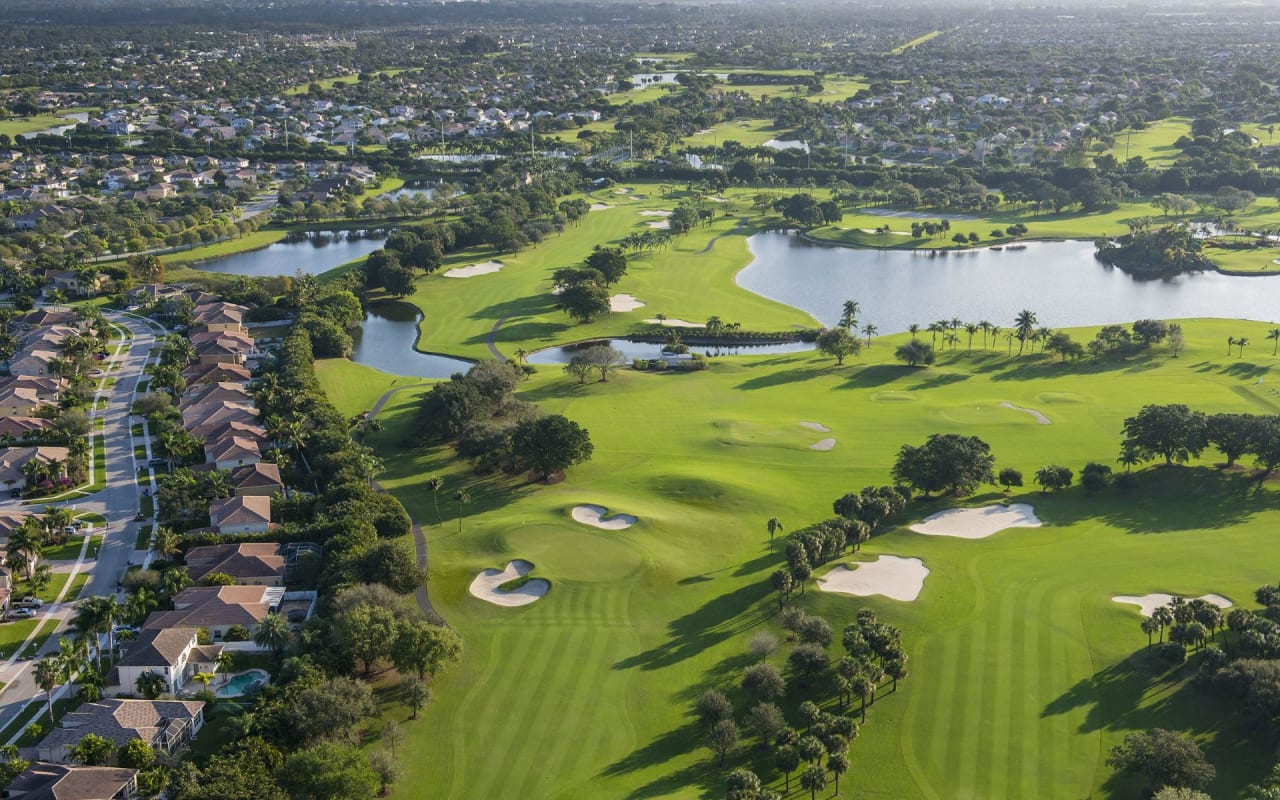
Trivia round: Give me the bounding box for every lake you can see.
[351,302,474,379]
[526,338,814,365]
[194,229,387,277]
[736,232,1280,332]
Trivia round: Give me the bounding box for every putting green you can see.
[342,316,1280,799]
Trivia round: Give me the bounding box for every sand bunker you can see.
[445,260,503,278]
[1000,402,1051,425]
[910,503,1042,540]
[1112,593,1233,618]
[818,556,929,602]
[615,187,632,194]
[799,421,830,432]
[646,220,670,230]
[809,438,837,451]
[589,203,611,211]
[640,210,673,217]
[469,560,550,607]
[610,294,645,312]
[571,504,637,530]
[644,318,702,328]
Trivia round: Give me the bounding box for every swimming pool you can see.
[214,669,269,698]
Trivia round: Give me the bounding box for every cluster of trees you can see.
[697,607,907,798]
[415,361,593,479]
[1095,224,1213,277]
[771,193,842,227]
[362,228,448,297]
[892,433,995,497]
[1121,404,1280,475]
[564,344,627,384]
[553,245,629,323]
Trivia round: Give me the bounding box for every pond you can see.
[351,302,474,379]
[193,229,387,277]
[735,232,1280,332]
[526,338,814,365]
[379,181,439,202]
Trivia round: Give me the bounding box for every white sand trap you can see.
[1000,402,1051,424]
[615,187,632,194]
[469,559,550,607]
[644,318,702,328]
[818,556,929,602]
[799,421,830,432]
[640,210,673,217]
[1112,593,1233,618]
[1273,258,1280,265]
[610,294,645,312]
[571,504,637,530]
[646,220,670,230]
[809,438,837,451]
[589,203,612,211]
[910,503,1042,539]
[444,260,503,278]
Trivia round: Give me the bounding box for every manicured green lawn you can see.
[313,358,417,419]
[1105,118,1193,169]
[333,316,1280,799]
[369,182,815,361]
[1205,243,1280,275]
[889,30,945,55]
[0,114,79,138]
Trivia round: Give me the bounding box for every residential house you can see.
[182,403,259,439]
[0,387,46,419]
[36,700,205,764]
[180,382,252,411]
[208,495,270,535]
[143,585,282,640]
[190,302,247,332]
[112,628,223,697]
[190,331,255,366]
[7,350,59,378]
[0,447,69,491]
[0,416,54,441]
[184,543,285,586]
[180,362,252,388]
[230,462,282,498]
[204,436,261,471]
[3,763,138,800]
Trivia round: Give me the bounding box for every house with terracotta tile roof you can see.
[35,699,205,764]
[142,585,282,640]
[230,462,282,497]
[4,762,139,799]
[185,543,285,586]
[111,628,224,697]
[208,495,270,534]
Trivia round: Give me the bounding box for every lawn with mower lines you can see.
[345,317,1280,799]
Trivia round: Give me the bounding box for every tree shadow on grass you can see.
[599,724,723,799]
[613,583,772,672]
[735,365,827,391]
[1041,467,1266,534]
[910,371,969,391]
[836,364,913,390]
[469,294,558,321]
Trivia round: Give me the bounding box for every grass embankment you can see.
[0,114,80,138]
[1106,118,1193,169]
[331,316,1280,800]
[313,358,415,419]
[367,182,816,361]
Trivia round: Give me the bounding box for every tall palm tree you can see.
[989,325,1002,349]
[125,588,158,626]
[33,659,60,726]
[426,477,445,525]
[907,323,920,342]
[215,651,235,683]
[1228,336,1237,356]
[7,518,43,580]
[964,323,979,353]
[800,764,827,800]
[1140,618,1158,651]
[1238,337,1250,357]
[253,613,292,661]
[828,751,850,794]
[979,320,992,348]
[1152,606,1174,642]
[163,568,191,599]
[766,517,783,552]
[454,490,472,534]
[839,300,860,331]
[928,321,945,348]
[861,323,878,347]
[71,597,115,670]
[1014,309,1038,355]
[1268,327,1280,356]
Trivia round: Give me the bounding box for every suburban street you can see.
[0,311,163,737]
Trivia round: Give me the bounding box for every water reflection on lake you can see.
[194,229,387,277]
[351,302,474,379]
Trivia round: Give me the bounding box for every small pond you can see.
[526,338,814,365]
[194,229,388,278]
[351,302,474,379]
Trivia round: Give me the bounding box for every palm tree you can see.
[126,588,158,626]
[7,518,43,580]
[163,568,191,599]
[964,323,979,353]
[427,476,444,525]
[989,324,1002,349]
[1269,327,1280,356]
[150,527,181,560]
[135,670,166,699]
[1152,606,1174,642]
[861,323,878,347]
[979,320,992,348]
[1014,309,1037,355]
[71,596,116,670]
[907,323,920,342]
[33,659,60,726]
[253,612,292,661]
[1228,336,1237,355]
[1117,444,1142,473]
[192,671,216,691]
[215,651,235,683]
[454,490,471,534]
[800,764,827,800]
[839,300,860,331]
[927,321,945,348]
[1238,337,1250,357]
[766,517,783,552]
[705,316,724,336]
[1140,618,1159,651]
[1005,332,1015,356]
[828,750,850,794]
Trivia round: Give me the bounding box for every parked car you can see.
[16,597,42,608]
[11,608,35,619]
[148,458,167,467]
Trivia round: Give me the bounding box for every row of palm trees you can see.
[902,310,1046,355]
[1138,596,1226,653]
